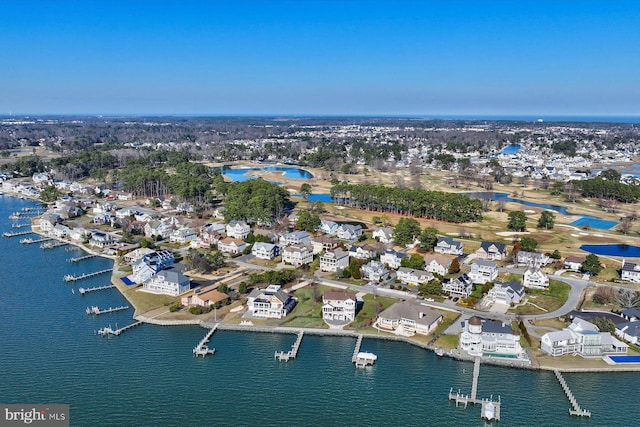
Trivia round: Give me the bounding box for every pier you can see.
[274,331,304,361]
[41,240,68,249]
[554,370,591,417]
[11,223,31,228]
[2,230,34,237]
[20,237,50,244]
[447,357,501,421]
[78,284,116,295]
[86,305,129,315]
[97,321,142,337]
[193,325,218,357]
[63,269,112,282]
[351,335,377,368]
[68,254,97,263]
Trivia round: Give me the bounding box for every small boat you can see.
[435,347,445,357]
[483,402,495,420]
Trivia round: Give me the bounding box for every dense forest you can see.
[330,183,483,223]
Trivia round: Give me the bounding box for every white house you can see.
[360,260,390,282]
[282,245,314,266]
[476,241,507,261]
[372,227,394,244]
[142,268,190,296]
[468,260,498,284]
[89,231,115,249]
[49,224,70,239]
[615,322,640,345]
[423,254,453,276]
[442,274,473,297]
[348,244,377,260]
[380,249,407,270]
[190,229,222,249]
[319,249,350,272]
[144,219,173,240]
[318,219,339,236]
[486,281,525,305]
[38,214,59,232]
[130,250,175,284]
[516,251,550,268]
[311,236,340,254]
[251,242,280,260]
[434,237,464,256]
[564,256,585,272]
[621,260,640,283]
[541,317,628,357]
[217,237,247,254]
[336,224,362,240]
[459,317,526,359]
[247,285,296,319]
[322,291,357,324]
[279,230,312,246]
[377,300,443,337]
[226,220,251,240]
[523,268,549,289]
[396,267,434,286]
[169,227,197,244]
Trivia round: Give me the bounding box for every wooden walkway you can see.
[447,357,501,421]
[63,269,112,282]
[68,254,97,263]
[275,331,304,361]
[86,305,129,315]
[97,321,142,337]
[554,370,591,417]
[351,335,364,362]
[78,284,116,295]
[2,230,33,237]
[193,325,218,357]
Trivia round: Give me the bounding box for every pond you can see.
[501,144,522,155]
[570,216,617,230]
[221,166,313,182]
[580,244,640,257]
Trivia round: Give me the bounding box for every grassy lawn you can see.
[124,286,179,314]
[433,334,459,350]
[597,267,620,282]
[349,294,397,329]
[470,284,484,299]
[510,279,571,315]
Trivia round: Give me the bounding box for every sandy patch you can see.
[496,231,530,237]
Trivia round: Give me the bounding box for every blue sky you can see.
[1,0,638,116]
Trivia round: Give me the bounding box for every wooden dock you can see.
[68,254,97,263]
[11,223,31,228]
[97,321,142,337]
[554,370,591,417]
[86,305,129,315]
[351,335,364,362]
[20,237,50,244]
[447,357,501,421]
[193,325,218,357]
[2,230,34,237]
[41,240,68,249]
[78,284,116,295]
[275,331,304,361]
[351,335,378,368]
[63,269,112,282]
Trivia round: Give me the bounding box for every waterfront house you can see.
[131,250,175,283]
[621,308,640,322]
[348,244,378,260]
[523,268,549,289]
[516,251,550,267]
[89,231,115,249]
[476,241,507,261]
[468,260,498,284]
[281,245,314,267]
[169,227,197,244]
[319,249,350,272]
[615,322,640,345]
[360,260,390,283]
[564,256,585,272]
[181,287,229,308]
[123,247,156,265]
[226,220,251,240]
[318,219,339,236]
[68,227,89,242]
[486,281,525,305]
[540,317,628,357]
[247,285,296,319]
[434,237,464,256]
[142,268,190,296]
[218,237,247,255]
[251,242,280,260]
[336,224,363,240]
[279,230,312,247]
[380,249,407,270]
[372,227,394,244]
[423,254,453,276]
[49,224,70,239]
[396,267,434,286]
[442,273,473,297]
[322,291,357,324]
[311,235,340,254]
[459,317,525,358]
[620,260,640,283]
[377,300,443,337]
[38,214,59,232]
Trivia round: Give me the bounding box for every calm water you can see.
[0,195,638,426]
[580,244,640,258]
[221,166,313,182]
[501,144,522,155]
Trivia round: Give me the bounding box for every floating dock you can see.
[2,230,34,237]
[68,254,97,263]
[86,305,129,315]
[63,269,112,282]
[193,325,218,357]
[554,370,591,417]
[97,321,142,337]
[351,335,378,368]
[447,357,501,421]
[275,331,304,361]
[78,284,116,295]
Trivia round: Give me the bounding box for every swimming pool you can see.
[606,355,640,364]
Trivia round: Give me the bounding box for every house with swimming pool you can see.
[540,317,628,357]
